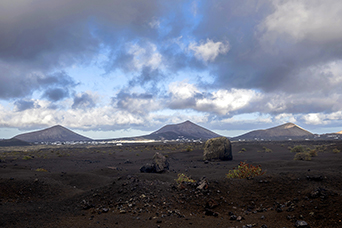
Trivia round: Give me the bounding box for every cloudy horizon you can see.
[1,0,342,139]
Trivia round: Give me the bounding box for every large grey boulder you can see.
[203,137,232,161]
[153,152,169,172]
[140,152,169,173]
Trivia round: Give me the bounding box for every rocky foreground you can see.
[1,141,342,227]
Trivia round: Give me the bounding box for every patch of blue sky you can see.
[0,100,13,109]
[171,69,214,85]
[66,63,129,100]
[157,1,203,40]
[0,128,23,139]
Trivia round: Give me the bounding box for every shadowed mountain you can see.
[0,138,31,147]
[146,120,221,140]
[14,125,92,143]
[111,120,221,141]
[232,123,313,141]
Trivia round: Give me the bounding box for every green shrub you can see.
[263,147,273,153]
[35,168,48,172]
[315,145,327,152]
[291,145,308,153]
[23,156,32,160]
[226,161,265,179]
[308,149,318,157]
[238,148,247,153]
[185,146,193,152]
[294,152,311,161]
[175,173,196,184]
[333,148,340,154]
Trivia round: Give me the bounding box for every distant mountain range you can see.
[14,125,91,143]
[232,123,314,141]
[4,121,342,145]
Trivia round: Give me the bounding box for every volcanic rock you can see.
[295,220,309,227]
[203,137,232,161]
[153,152,169,173]
[140,152,169,173]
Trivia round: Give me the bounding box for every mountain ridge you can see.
[109,120,222,141]
[148,120,221,140]
[232,122,313,141]
[14,125,92,143]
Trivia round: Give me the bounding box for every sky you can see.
[1,0,342,139]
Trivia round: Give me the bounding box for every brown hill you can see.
[14,125,92,143]
[146,120,221,140]
[0,138,31,147]
[233,122,313,141]
[111,120,221,141]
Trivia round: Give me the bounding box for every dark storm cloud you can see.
[72,93,96,110]
[112,91,159,115]
[42,88,70,102]
[128,67,164,92]
[37,72,77,87]
[0,65,77,99]
[0,0,167,100]
[0,0,164,61]
[191,0,342,99]
[14,99,40,112]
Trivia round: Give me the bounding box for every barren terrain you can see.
[1,141,342,227]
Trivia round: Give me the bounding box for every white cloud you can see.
[221,114,272,124]
[168,80,199,100]
[302,113,326,125]
[196,89,259,115]
[189,39,230,62]
[168,81,260,115]
[127,42,162,70]
[259,0,342,44]
[115,95,163,115]
[274,113,297,123]
[0,100,147,130]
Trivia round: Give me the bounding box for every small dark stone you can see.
[306,175,323,181]
[230,215,237,220]
[205,209,218,217]
[124,159,132,164]
[205,199,218,209]
[276,207,283,212]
